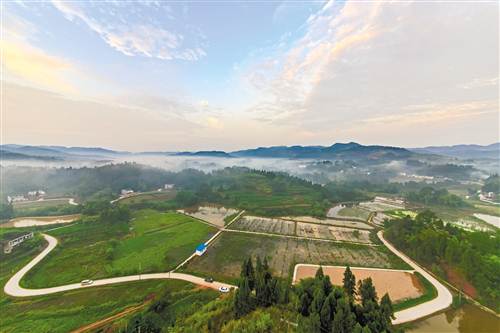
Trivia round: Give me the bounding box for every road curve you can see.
[4,234,235,297]
[377,231,453,325]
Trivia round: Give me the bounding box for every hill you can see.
[410,143,500,159]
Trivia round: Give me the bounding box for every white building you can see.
[121,189,134,196]
[4,232,34,254]
[164,184,175,190]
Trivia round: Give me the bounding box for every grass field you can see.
[23,210,217,288]
[12,198,79,218]
[337,207,371,220]
[117,190,176,205]
[182,232,409,283]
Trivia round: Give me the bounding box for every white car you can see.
[81,279,93,286]
[218,286,230,293]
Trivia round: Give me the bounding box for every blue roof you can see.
[196,244,207,251]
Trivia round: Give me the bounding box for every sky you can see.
[2,0,499,152]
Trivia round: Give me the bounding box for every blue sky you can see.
[2,1,498,151]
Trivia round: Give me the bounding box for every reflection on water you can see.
[408,304,500,333]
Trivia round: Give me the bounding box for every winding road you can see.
[377,230,453,324]
[4,224,452,326]
[4,234,235,297]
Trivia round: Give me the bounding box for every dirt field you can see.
[294,265,423,303]
[296,223,372,244]
[360,201,404,212]
[2,214,81,228]
[372,212,390,226]
[283,216,373,230]
[230,216,295,235]
[179,206,239,227]
[184,233,407,281]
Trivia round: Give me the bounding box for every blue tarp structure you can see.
[196,244,207,252]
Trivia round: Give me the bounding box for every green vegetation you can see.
[183,232,409,283]
[392,272,437,311]
[23,210,217,287]
[385,211,500,311]
[0,232,207,333]
[295,267,398,333]
[482,174,500,195]
[117,286,220,332]
[338,207,371,220]
[406,187,469,208]
[223,211,241,225]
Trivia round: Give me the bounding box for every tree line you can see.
[385,210,499,311]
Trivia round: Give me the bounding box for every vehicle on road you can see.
[80,279,93,286]
[218,286,230,293]
[204,277,214,283]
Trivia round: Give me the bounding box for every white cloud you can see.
[50,1,206,61]
[243,0,499,141]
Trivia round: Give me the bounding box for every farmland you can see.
[283,216,373,229]
[296,222,372,244]
[12,198,79,218]
[229,216,295,235]
[116,190,176,205]
[22,210,217,288]
[228,215,373,243]
[293,265,424,303]
[179,205,239,228]
[337,206,371,220]
[183,232,409,283]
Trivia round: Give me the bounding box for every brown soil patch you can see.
[442,263,478,298]
[295,265,423,302]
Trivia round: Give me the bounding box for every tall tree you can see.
[358,278,378,306]
[332,298,356,333]
[234,277,253,318]
[315,266,324,280]
[343,266,356,300]
[380,293,394,331]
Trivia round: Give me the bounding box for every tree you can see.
[241,257,255,290]
[332,298,356,333]
[319,297,332,332]
[311,288,325,314]
[380,293,394,331]
[299,292,312,316]
[358,278,377,306]
[343,266,356,300]
[315,266,324,280]
[234,277,253,318]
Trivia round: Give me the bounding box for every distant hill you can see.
[410,143,500,159]
[174,150,232,158]
[230,142,413,160]
[0,144,123,161]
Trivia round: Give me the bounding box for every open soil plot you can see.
[337,206,371,221]
[179,206,239,227]
[229,216,295,235]
[360,201,404,212]
[283,216,373,230]
[296,222,372,243]
[372,212,390,226]
[2,214,81,228]
[294,265,423,303]
[183,232,407,282]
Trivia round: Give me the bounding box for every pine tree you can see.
[332,298,356,333]
[358,278,378,306]
[321,275,333,296]
[311,288,325,314]
[240,257,255,290]
[319,297,332,332]
[343,266,356,300]
[315,266,324,280]
[380,293,394,331]
[299,292,311,316]
[234,277,253,318]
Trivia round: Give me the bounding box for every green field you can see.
[117,190,176,205]
[23,210,217,288]
[12,199,79,218]
[182,232,410,283]
[337,206,371,220]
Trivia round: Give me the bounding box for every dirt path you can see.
[71,301,149,333]
[377,231,453,324]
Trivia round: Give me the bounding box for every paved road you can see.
[377,231,453,325]
[4,234,235,297]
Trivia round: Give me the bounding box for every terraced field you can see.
[183,232,409,282]
[296,223,372,244]
[282,216,373,229]
[179,206,239,228]
[229,216,295,235]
